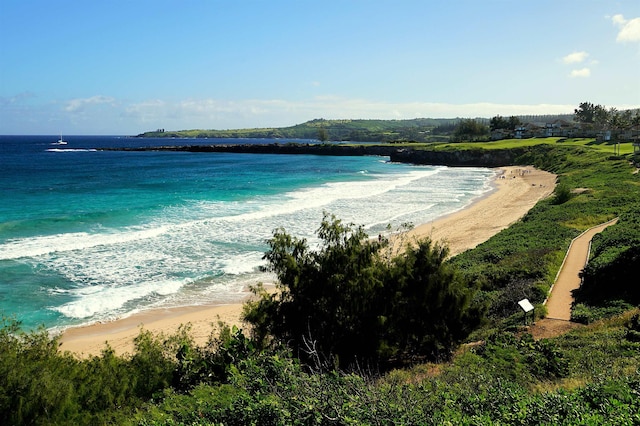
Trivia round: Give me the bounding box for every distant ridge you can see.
[137,115,575,142]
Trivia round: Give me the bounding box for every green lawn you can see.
[434,137,637,155]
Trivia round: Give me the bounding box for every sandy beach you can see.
[59,165,556,357]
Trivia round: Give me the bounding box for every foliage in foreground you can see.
[3,311,640,425]
[0,318,173,425]
[244,213,483,369]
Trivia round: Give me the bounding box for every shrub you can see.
[473,332,569,383]
[552,184,572,205]
[244,213,482,369]
[625,312,640,342]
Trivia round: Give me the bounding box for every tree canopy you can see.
[490,115,521,131]
[452,119,490,142]
[574,101,640,131]
[243,214,484,369]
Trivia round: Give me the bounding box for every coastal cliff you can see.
[389,147,528,167]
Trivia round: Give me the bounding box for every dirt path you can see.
[529,218,618,339]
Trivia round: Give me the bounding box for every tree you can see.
[574,101,610,129]
[594,105,610,130]
[452,119,490,142]
[381,239,484,360]
[244,214,483,369]
[490,115,510,131]
[574,101,597,124]
[317,127,329,142]
[490,115,521,133]
[508,116,522,130]
[245,214,386,368]
[633,111,640,130]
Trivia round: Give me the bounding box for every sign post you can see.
[518,298,535,325]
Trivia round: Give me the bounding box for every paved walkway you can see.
[544,218,618,321]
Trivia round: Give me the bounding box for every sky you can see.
[1,0,639,135]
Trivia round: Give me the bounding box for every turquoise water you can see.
[0,136,495,331]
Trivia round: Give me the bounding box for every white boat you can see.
[53,133,68,145]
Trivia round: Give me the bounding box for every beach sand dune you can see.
[59,166,556,357]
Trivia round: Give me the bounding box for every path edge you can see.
[543,217,619,306]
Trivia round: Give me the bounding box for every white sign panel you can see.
[518,298,535,313]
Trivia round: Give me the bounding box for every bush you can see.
[473,332,569,383]
[552,184,572,205]
[571,301,635,324]
[244,213,483,369]
[625,312,640,342]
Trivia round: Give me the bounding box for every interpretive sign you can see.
[518,298,535,325]
[518,298,535,313]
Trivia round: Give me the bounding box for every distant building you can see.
[491,129,509,140]
[515,123,544,139]
[544,120,578,138]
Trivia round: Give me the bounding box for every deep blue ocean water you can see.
[0,135,495,331]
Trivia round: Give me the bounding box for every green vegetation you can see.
[432,136,637,155]
[451,143,640,331]
[138,102,639,145]
[451,118,490,142]
[138,118,458,143]
[2,138,640,423]
[2,311,640,424]
[245,214,483,368]
[138,114,580,143]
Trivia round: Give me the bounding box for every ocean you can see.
[0,135,495,331]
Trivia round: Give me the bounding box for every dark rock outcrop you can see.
[99,143,531,167]
[389,148,528,167]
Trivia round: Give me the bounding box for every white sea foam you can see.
[0,226,169,260]
[4,163,494,325]
[220,251,265,275]
[46,148,97,153]
[51,278,191,319]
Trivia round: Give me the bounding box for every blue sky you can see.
[1,0,639,135]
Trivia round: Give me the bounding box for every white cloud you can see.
[562,51,589,64]
[65,95,115,112]
[1,92,36,105]
[569,68,591,78]
[610,14,640,43]
[611,14,627,26]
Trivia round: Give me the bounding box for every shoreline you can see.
[59,165,556,357]
[408,166,554,256]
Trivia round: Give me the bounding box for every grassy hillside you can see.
[138,118,456,142]
[2,141,639,424]
[138,114,582,143]
[432,137,636,155]
[451,142,640,332]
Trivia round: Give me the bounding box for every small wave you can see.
[0,226,168,260]
[51,278,191,319]
[46,148,97,153]
[220,251,264,275]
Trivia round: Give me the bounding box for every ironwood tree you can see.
[244,214,484,369]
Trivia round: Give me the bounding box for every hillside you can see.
[137,118,455,142]
[137,115,575,142]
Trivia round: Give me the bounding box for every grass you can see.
[431,137,637,155]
